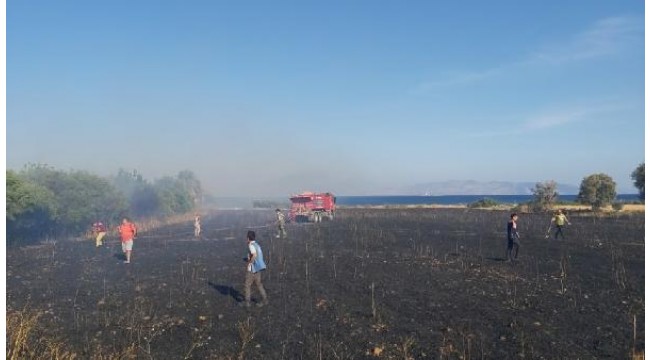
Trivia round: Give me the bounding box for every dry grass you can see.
[622,204,645,212]
[7,308,43,360]
[341,203,645,212]
[7,307,146,360]
[6,307,78,360]
[554,204,645,212]
[237,317,255,360]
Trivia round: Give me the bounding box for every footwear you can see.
[238,301,251,308]
[275,235,280,238]
[256,300,268,308]
[124,261,130,264]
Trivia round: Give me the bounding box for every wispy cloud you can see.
[417,66,507,91]
[467,101,631,138]
[418,15,643,91]
[530,15,643,64]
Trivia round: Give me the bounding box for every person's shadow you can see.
[486,257,507,262]
[208,282,244,302]
[113,253,127,261]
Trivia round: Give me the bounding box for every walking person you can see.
[240,230,268,307]
[275,208,287,239]
[92,221,107,247]
[118,218,137,264]
[194,214,201,238]
[506,213,520,262]
[551,209,571,240]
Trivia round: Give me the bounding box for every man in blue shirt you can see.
[241,230,268,307]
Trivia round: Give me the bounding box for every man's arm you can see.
[247,245,257,266]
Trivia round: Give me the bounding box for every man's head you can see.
[511,213,518,221]
[247,230,256,242]
[275,209,281,213]
[122,218,129,224]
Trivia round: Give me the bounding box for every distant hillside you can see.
[407,180,579,196]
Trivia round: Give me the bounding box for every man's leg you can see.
[254,272,268,306]
[96,232,105,247]
[513,241,520,259]
[506,241,513,261]
[124,240,133,263]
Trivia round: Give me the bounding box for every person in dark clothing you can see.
[506,213,520,262]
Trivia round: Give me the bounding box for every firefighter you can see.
[92,221,107,247]
[275,208,287,238]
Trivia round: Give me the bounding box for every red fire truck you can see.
[288,192,336,222]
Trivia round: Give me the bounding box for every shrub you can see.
[611,202,624,211]
[530,180,558,211]
[577,173,617,211]
[467,198,499,208]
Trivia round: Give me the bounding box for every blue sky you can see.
[7,1,645,196]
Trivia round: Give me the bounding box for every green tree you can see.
[112,169,203,218]
[6,170,58,244]
[177,170,203,207]
[530,180,558,211]
[112,169,159,217]
[23,165,128,235]
[577,173,617,211]
[631,163,644,201]
[154,176,194,216]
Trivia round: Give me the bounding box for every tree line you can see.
[528,163,644,212]
[6,165,203,245]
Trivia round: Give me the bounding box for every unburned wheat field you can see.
[6,208,645,359]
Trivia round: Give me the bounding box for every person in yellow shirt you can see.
[550,209,571,240]
[92,221,107,247]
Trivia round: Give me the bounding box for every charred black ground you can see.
[6,208,645,359]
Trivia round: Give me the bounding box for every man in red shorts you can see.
[118,218,137,264]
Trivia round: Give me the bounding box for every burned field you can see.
[7,208,645,359]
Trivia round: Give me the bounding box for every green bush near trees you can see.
[530,180,558,212]
[467,198,499,208]
[577,173,617,211]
